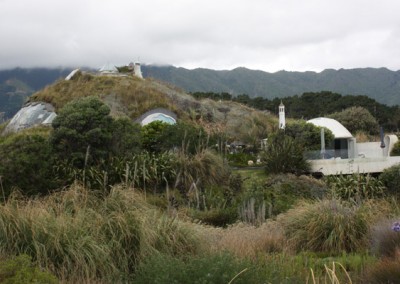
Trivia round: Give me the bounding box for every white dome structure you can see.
[307,117,353,138]
[99,63,118,74]
[3,102,57,134]
[141,113,176,126]
[307,117,355,160]
[136,108,177,126]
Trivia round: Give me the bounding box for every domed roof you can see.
[136,108,177,126]
[99,63,118,73]
[307,117,353,139]
[3,102,57,134]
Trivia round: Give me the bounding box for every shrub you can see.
[285,120,334,151]
[326,173,386,200]
[0,254,58,284]
[110,117,142,158]
[0,130,57,197]
[133,253,264,284]
[50,96,113,168]
[262,132,310,175]
[239,174,327,219]
[190,208,237,227]
[140,121,169,153]
[160,121,210,155]
[370,218,400,258]
[379,164,400,195]
[278,199,369,254]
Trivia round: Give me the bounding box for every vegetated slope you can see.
[0,68,73,120]
[142,65,400,106]
[30,72,276,141]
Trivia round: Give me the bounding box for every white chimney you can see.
[134,62,143,79]
[279,101,285,129]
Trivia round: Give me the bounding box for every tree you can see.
[328,106,379,135]
[285,120,334,151]
[50,96,113,167]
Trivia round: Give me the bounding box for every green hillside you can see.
[30,71,276,142]
[142,66,400,106]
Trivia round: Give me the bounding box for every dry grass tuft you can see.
[202,221,286,258]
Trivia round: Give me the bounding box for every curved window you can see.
[141,113,176,126]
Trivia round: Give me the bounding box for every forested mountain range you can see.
[142,66,400,106]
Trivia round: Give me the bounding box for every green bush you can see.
[134,253,264,284]
[285,120,334,151]
[326,173,386,200]
[0,254,58,284]
[379,164,400,195]
[50,96,113,168]
[110,117,142,158]
[0,130,57,197]
[140,121,169,153]
[262,132,310,175]
[240,174,327,220]
[278,199,369,254]
[190,208,237,227]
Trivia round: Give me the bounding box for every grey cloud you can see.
[1,0,400,71]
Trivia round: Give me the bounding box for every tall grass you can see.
[174,148,230,194]
[0,185,203,282]
[204,221,285,258]
[278,199,370,254]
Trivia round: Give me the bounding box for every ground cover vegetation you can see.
[2,78,400,282]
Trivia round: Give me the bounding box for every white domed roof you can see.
[3,102,57,134]
[307,117,353,139]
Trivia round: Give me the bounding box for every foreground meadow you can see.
[1,177,400,283]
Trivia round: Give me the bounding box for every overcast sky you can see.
[1,0,400,72]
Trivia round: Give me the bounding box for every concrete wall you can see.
[356,142,384,158]
[310,156,400,175]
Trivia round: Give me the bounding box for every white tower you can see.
[279,101,285,129]
[133,62,143,79]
